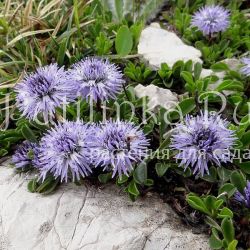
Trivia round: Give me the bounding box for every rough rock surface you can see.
[134,84,179,111]
[0,162,209,250]
[138,23,202,69]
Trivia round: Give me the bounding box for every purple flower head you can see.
[240,57,250,77]
[91,120,149,177]
[12,141,39,169]
[69,58,125,102]
[15,64,77,121]
[37,121,93,182]
[234,181,250,208]
[191,5,230,35]
[171,113,236,176]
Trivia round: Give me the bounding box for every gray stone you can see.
[0,162,209,250]
[134,84,179,111]
[138,23,202,69]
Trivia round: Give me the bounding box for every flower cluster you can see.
[12,120,149,182]
[191,5,230,36]
[171,113,236,176]
[234,181,250,208]
[15,58,124,121]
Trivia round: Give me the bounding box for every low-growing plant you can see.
[0,1,250,249]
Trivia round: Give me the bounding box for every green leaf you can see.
[227,240,238,250]
[158,136,171,151]
[0,149,8,156]
[172,61,184,77]
[56,12,73,65]
[184,60,193,72]
[216,80,244,92]
[155,163,171,177]
[230,171,246,193]
[130,21,143,46]
[133,163,147,185]
[202,166,217,182]
[238,161,250,174]
[41,179,60,195]
[143,122,154,135]
[194,62,202,80]
[21,125,37,143]
[211,62,229,72]
[205,216,222,232]
[98,172,112,184]
[114,0,123,22]
[204,195,217,212]
[214,199,224,210]
[36,176,59,194]
[181,71,194,85]
[217,167,231,182]
[241,131,250,146]
[144,179,154,186]
[218,183,236,199]
[128,180,140,196]
[218,207,233,219]
[187,194,210,215]
[27,178,38,193]
[170,98,196,120]
[57,38,68,66]
[117,174,128,185]
[126,86,136,101]
[221,217,235,244]
[115,25,133,56]
[209,232,223,249]
[0,18,8,34]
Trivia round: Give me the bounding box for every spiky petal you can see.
[171,113,236,176]
[37,121,93,182]
[15,64,77,121]
[68,58,125,102]
[191,5,230,35]
[91,120,149,177]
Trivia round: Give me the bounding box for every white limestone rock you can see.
[134,84,179,111]
[0,162,209,250]
[138,23,202,69]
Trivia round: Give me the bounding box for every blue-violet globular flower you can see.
[15,64,76,121]
[171,113,236,176]
[37,121,93,182]
[68,58,125,102]
[91,120,149,178]
[191,5,230,35]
